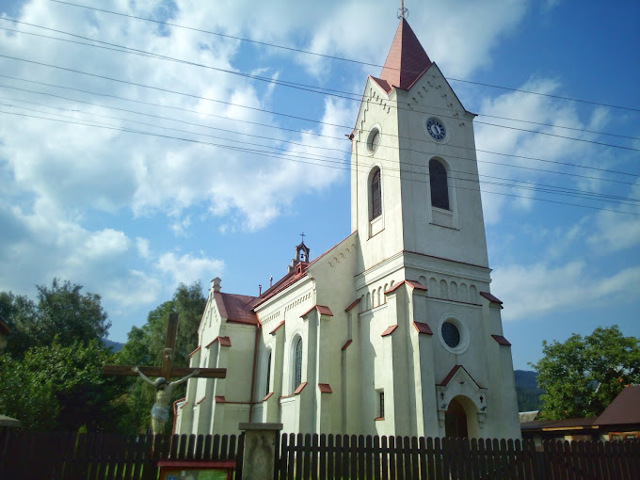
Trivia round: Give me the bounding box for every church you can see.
[174,16,521,440]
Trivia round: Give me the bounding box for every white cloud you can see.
[475,77,613,224]
[493,261,640,322]
[103,270,162,308]
[156,251,224,287]
[587,180,640,253]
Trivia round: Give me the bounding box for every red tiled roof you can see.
[480,292,503,305]
[254,232,357,309]
[491,334,511,346]
[437,364,482,389]
[345,298,361,312]
[377,18,432,92]
[594,385,640,426]
[188,346,201,357]
[217,336,232,347]
[214,291,258,325]
[369,76,391,93]
[318,383,333,394]
[269,320,285,335]
[293,382,307,395]
[381,325,398,337]
[252,266,308,308]
[413,322,433,335]
[385,279,427,294]
[301,305,333,318]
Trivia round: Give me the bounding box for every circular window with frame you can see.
[366,126,381,154]
[439,317,469,354]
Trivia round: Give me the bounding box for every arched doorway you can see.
[445,397,468,438]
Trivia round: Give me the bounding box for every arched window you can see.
[369,167,382,220]
[429,159,449,210]
[265,351,272,396]
[293,337,303,390]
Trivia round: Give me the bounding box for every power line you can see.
[2,74,638,185]
[0,23,358,101]
[1,21,637,145]
[47,0,640,114]
[2,106,637,216]
[0,74,638,189]
[2,52,638,154]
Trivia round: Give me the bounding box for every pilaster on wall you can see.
[267,321,286,424]
[343,303,362,434]
[383,280,429,437]
[301,305,335,434]
[300,307,318,433]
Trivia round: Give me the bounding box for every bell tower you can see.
[349,16,521,439]
[351,18,489,271]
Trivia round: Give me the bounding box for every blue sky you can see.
[0,0,638,370]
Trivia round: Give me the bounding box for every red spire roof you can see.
[377,18,432,92]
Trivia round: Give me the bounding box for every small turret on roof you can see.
[288,234,310,274]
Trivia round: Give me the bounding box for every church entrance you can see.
[444,397,468,438]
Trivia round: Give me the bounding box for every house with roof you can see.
[175,16,521,439]
[521,385,640,443]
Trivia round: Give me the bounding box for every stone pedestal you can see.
[239,422,282,479]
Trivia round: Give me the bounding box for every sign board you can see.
[158,460,235,480]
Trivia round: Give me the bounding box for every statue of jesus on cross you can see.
[131,365,199,435]
[103,312,226,435]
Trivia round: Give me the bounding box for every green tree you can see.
[115,281,206,433]
[0,291,38,356]
[0,339,125,431]
[531,325,640,420]
[1,279,111,357]
[35,278,111,347]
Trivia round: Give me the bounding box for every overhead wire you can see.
[1,20,637,147]
[3,78,637,189]
[3,103,638,216]
[47,0,640,114]
[1,51,638,156]
[0,5,638,216]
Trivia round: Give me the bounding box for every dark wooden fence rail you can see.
[1,429,639,479]
[0,430,243,480]
[275,433,640,480]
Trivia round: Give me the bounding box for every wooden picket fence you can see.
[0,430,243,479]
[1,429,639,479]
[275,434,640,480]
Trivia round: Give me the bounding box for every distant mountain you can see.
[514,370,543,412]
[103,338,124,352]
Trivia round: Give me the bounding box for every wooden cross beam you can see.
[103,312,226,380]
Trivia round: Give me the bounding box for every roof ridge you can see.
[379,18,432,91]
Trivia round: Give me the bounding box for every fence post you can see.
[239,422,283,479]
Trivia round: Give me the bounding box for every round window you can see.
[441,321,460,348]
[367,127,381,153]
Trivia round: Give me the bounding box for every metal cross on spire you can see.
[398,0,408,19]
[300,232,306,244]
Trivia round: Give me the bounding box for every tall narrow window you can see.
[429,159,449,210]
[294,337,303,390]
[370,167,382,220]
[379,391,385,418]
[265,351,272,396]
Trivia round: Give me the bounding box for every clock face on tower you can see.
[426,117,447,141]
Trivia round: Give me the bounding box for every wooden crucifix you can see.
[103,312,225,434]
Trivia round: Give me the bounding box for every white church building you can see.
[175,17,521,439]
